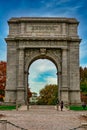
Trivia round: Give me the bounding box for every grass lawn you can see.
[70,105,87,111]
[0,105,16,110]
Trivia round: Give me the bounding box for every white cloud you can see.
[29,59,57,76]
[29,81,46,95]
[29,76,57,95]
[80,63,87,68]
[29,59,57,94]
[0,51,6,61]
[0,46,7,61]
[46,76,57,84]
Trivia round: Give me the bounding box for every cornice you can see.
[5,36,81,42]
[8,17,79,24]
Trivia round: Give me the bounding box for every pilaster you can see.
[5,42,17,104]
[21,23,25,35]
[57,71,62,101]
[61,49,69,104]
[16,48,25,104]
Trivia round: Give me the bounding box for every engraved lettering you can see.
[28,25,57,31]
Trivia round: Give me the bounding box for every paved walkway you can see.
[0,105,87,130]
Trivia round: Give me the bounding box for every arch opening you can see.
[28,59,58,105]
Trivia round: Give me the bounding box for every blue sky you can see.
[0,0,87,94]
[29,59,57,94]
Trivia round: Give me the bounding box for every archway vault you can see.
[5,17,81,105]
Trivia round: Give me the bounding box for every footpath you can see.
[0,105,87,130]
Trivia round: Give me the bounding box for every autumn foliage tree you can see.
[80,67,87,103]
[0,61,6,101]
[27,87,32,98]
[37,84,58,105]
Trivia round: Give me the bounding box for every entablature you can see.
[7,17,80,39]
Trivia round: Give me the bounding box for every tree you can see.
[0,61,6,101]
[80,81,87,93]
[27,87,32,98]
[80,67,87,103]
[80,67,87,82]
[80,67,84,82]
[80,67,87,93]
[37,84,58,105]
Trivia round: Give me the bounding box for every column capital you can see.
[56,71,62,75]
[17,47,25,50]
[62,48,68,51]
[24,71,29,75]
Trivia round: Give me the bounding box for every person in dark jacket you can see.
[82,101,86,110]
[60,101,64,111]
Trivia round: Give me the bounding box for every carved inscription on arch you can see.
[27,25,56,31]
[25,24,62,36]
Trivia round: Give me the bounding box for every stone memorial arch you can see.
[5,17,81,105]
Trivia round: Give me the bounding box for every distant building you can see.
[30,92,38,104]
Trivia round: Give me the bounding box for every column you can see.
[57,71,62,102]
[61,48,69,104]
[24,71,28,105]
[24,71,29,110]
[5,42,17,104]
[62,23,67,36]
[16,48,25,104]
[21,23,25,35]
[18,48,24,88]
[69,43,81,105]
[62,49,68,88]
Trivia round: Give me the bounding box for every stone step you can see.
[18,105,67,111]
[30,105,55,109]
[18,105,56,110]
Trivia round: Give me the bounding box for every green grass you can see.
[70,105,87,111]
[0,105,16,110]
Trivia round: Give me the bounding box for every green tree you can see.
[80,67,87,94]
[37,84,58,105]
[80,67,84,82]
[80,81,87,94]
[80,67,87,82]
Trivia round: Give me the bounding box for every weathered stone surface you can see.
[5,17,81,105]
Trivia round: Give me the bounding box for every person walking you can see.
[60,100,64,111]
[82,101,86,110]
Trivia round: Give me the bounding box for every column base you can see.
[60,87,69,105]
[69,90,81,105]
